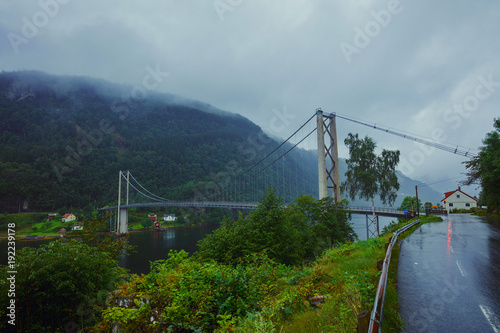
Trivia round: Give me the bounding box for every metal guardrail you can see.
[367,219,421,333]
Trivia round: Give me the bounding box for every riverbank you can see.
[0,222,219,241]
[0,211,221,239]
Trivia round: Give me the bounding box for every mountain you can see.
[0,71,441,213]
[0,71,318,212]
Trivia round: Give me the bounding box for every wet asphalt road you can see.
[398,214,500,333]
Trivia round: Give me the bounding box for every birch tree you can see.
[341,133,400,235]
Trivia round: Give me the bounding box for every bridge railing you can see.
[349,206,406,214]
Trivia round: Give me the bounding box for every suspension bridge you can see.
[99,109,471,237]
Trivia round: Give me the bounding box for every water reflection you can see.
[447,219,452,255]
[121,225,219,275]
[163,230,175,240]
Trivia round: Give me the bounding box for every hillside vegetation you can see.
[0,71,317,213]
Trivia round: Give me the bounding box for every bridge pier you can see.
[366,214,379,239]
[117,207,128,235]
[316,110,341,202]
[116,170,130,235]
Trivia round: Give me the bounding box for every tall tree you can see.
[463,119,500,208]
[342,133,400,235]
[399,196,423,213]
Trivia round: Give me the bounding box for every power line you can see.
[418,175,465,187]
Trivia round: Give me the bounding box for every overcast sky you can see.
[1,0,499,198]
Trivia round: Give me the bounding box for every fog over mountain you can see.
[0,71,442,212]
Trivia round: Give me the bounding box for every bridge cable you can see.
[253,127,317,175]
[128,172,172,202]
[236,113,316,178]
[127,180,166,203]
[333,113,478,158]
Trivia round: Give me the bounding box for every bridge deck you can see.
[99,202,414,217]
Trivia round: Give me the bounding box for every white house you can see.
[163,214,177,222]
[72,222,84,231]
[441,187,478,212]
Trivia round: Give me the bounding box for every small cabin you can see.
[154,221,161,229]
[148,214,157,222]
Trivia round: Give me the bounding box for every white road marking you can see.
[480,305,500,333]
[456,260,467,277]
[450,245,455,253]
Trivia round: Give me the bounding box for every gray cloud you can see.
[1,0,499,197]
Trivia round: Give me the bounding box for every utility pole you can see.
[316,109,341,202]
[415,185,420,217]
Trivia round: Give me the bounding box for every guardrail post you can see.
[377,259,383,271]
[357,310,370,333]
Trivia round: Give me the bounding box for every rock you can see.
[309,295,327,307]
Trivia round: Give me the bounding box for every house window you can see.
[456,194,460,198]
[465,203,470,207]
[448,203,454,207]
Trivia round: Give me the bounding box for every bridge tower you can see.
[116,170,130,235]
[316,109,341,202]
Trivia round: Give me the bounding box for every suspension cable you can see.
[236,113,316,178]
[128,172,171,201]
[127,181,165,202]
[253,127,317,175]
[333,112,478,158]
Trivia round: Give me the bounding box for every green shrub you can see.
[197,191,355,266]
[0,240,127,332]
[141,218,153,229]
[99,250,291,332]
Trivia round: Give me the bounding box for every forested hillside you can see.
[0,71,317,212]
[0,71,442,213]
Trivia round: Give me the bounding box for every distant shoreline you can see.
[0,223,218,241]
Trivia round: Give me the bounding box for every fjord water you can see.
[1,214,398,275]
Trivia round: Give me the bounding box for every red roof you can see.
[441,189,478,202]
[62,213,72,218]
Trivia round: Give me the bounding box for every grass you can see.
[245,215,444,333]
